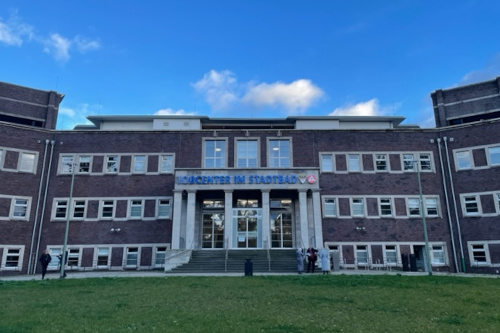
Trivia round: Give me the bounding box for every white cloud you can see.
[154,108,196,116]
[329,99,387,116]
[59,107,76,117]
[193,70,324,115]
[458,53,500,86]
[0,12,99,63]
[242,79,324,114]
[192,70,239,111]
[56,103,96,130]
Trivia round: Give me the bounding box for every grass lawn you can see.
[1,274,499,332]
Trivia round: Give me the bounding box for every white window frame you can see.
[47,248,62,270]
[425,198,439,217]
[431,245,446,265]
[78,155,91,173]
[19,152,36,173]
[407,198,420,217]
[133,155,147,173]
[129,199,144,219]
[157,199,172,219]
[347,154,361,172]
[355,245,369,265]
[72,200,86,219]
[67,248,81,268]
[0,149,4,168]
[1,247,23,270]
[455,150,472,170]
[402,153,415,171]
[60,155,74,174]
[54,199,68,220]
[100,200,115,219]
[419,153,432,171]
[105,155,119,173]
[235,138,259,168]
[11,198,29,220]
[125,247,139,267]
[462,195,480,216]
[154,246,167,268]
[204,139,227,168]
[488,146,500,166]
[384,245,398,266]
[268,138,291,168]
[375,153,388,172]
[469,243,490,266]
[320,153,334,172]
[96,247,110,269]
[351,198,365,217]
[323,198,337,217]
[379,198,393,217]
[159,154,175,173]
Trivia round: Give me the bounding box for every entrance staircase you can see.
[166,249,297,274]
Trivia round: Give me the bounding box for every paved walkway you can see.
[1,269,498,281]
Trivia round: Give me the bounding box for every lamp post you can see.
[415,160,433,276]
[60,163,76,278]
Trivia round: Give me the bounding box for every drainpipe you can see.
[436,138,459,273]
[443,137,466,272]
[32,140,56,274]
[27,139,50,274]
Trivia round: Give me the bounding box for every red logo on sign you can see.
[306,175,317,184]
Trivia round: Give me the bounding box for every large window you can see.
[78,156,91,173]
[157,199,172,218]
[154,247,167,267]
[456,151,472,170]
[470,244,488,265]
[356,245,368,265]
[100,200,115,219]
[55,200,68,219]
[97,248,110,268]
[463,196,479,215]
[348,154,361,172]
[403,154,415,171]
[419,153,432,171]
[407,198,420,217]
[379,198,393,217]
[125,247,139,267]
[384,245,397,265]
[323,198,336,217]
[425,198,438,217]
[129,200,143,218]
[236,139,258,168]
[19,152,36,173]
[159,154,174,173]
[204,140,226,168]
[2,248,21,270]
[106,156,119,173]
[375,154,388,171]
[133,155,146,173]
[61,156,74,173]
[268,139,291,168]
[73,200,86,219]
[488,146,500,166]
[12,199,29,219]
[432,245,445,265]
[351,198,365,217]
[320,154,334,172]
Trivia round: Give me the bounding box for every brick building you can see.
[1,77,500,276]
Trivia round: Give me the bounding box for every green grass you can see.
[1,274,499,332]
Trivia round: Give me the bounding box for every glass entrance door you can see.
[234,209,261,248]
[202,213,225,248]
[270,211,293,248]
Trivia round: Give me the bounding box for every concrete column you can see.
[185,190,197,249]
[298,189,309,248]
[261,190,270,249]
[171,190,184,249]
[312,190,323,248]
[224,190,233,249]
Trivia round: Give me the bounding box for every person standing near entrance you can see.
[306,246,318,273]
[39,249,51,280]
[296,248,304,274]
[320,248,330,274]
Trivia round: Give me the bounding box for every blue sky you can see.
[1,1,500,130]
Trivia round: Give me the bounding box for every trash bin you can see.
[409,254,417,272]
[244,259,253,276]
[401,253,409,272]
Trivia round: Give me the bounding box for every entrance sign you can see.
[177,173,317,185]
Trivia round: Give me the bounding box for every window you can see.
[61,156,74,173]
[351,198,364,217]
[380,198,393,217]
[48,248,61,270]
[236,140,258,168]
[133,155,146,173]
[403,154,415,171]
[356,245,368,265]
[456,151,472,170]
[3,248,21,269]
[204,140,226,168]
[407,198,420,217]
[375,154,387,171]
[419,153,432,171]
[97,248,110,268]
[497,194,500,214]
[67,249,80,267]
[471,244,488,265]
[425,198,438,217]
[12,199,28,219]
[488,146,500,166]
[129,200,143,218]
[463,196,479,215]
[321,154,334,172]
[0,149,3,167]
[106,156,119,173]
[432,245,445,265]
[157,199,172,218]
[323,198,336,217]
[126,247,139,267]
[78,156,91,173]
[19,152,36,172]
[55,200,68,219]
[268,139,290,168]
[348,154,361,172]
[159,154,174,173]
[101,200,115,218]
[154,247,167,267]
[73,200,86,219]
[385,245,397,265]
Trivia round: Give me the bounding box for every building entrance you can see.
[234,208,261,248]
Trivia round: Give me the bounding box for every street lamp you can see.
[415,160,433,276]
[60,163,76,278]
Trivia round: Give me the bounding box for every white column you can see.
[261,190,270,249]
[298,189,309,248]
[224,190,233,249]
[171,190,183,249]
[185,190,197,249]
[312,190,323,248]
